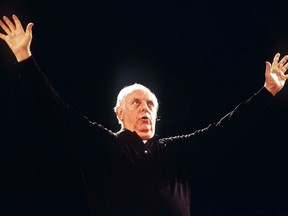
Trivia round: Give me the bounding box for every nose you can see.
[140,102,149,112]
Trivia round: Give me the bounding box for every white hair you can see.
[114,83,159,124]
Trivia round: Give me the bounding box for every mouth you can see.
[140,116,150,123]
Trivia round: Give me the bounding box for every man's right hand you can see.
[0,15,33,62]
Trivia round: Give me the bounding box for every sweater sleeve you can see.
[158,87,274,173]
[16,56,116,162]
[17,56,71,121]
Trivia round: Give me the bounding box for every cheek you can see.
[152,118,157,127]
[123,112,137,124]
[152,111,157,122]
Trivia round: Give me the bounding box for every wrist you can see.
[264,83,279,96]
[14,48,32,62]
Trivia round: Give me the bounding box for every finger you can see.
[25,22,34,37]
[278,70,286,80]
[279,55,288,68]
[272,53,281,67]
[0,19,11,34]
[265,61,272,74]
[3,16,16,31]
[0,32,6,40]
[283,61,288,72]
[12,14,24,32]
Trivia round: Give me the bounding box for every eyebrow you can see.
[147,100,154,104]
[129,98,155,103]
[130,97,140,102]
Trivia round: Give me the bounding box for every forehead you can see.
[125,89,155,101]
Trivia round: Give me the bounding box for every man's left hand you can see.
[264,53,288,96]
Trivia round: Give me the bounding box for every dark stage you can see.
[1,0,288,215]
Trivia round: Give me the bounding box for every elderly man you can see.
[0,15,287,216]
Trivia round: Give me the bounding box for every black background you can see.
[1,0,288,215]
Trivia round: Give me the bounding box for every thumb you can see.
[265,61,271,74]
[26,22,34,37]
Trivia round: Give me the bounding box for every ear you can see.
[116,106,124,121]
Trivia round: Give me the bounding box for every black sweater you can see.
[17,56,273,216]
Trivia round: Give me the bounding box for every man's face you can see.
[116,89,157,140]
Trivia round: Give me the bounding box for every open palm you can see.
[265,53,288,96]
[0,15,33,62]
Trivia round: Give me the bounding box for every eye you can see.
[147,101,154,107]
[132,99,140,106]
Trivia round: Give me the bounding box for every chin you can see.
[138,131,154,140]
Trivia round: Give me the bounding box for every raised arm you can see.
[264,53,288,96]
[0,14,68,122]
[0,15,33,62]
